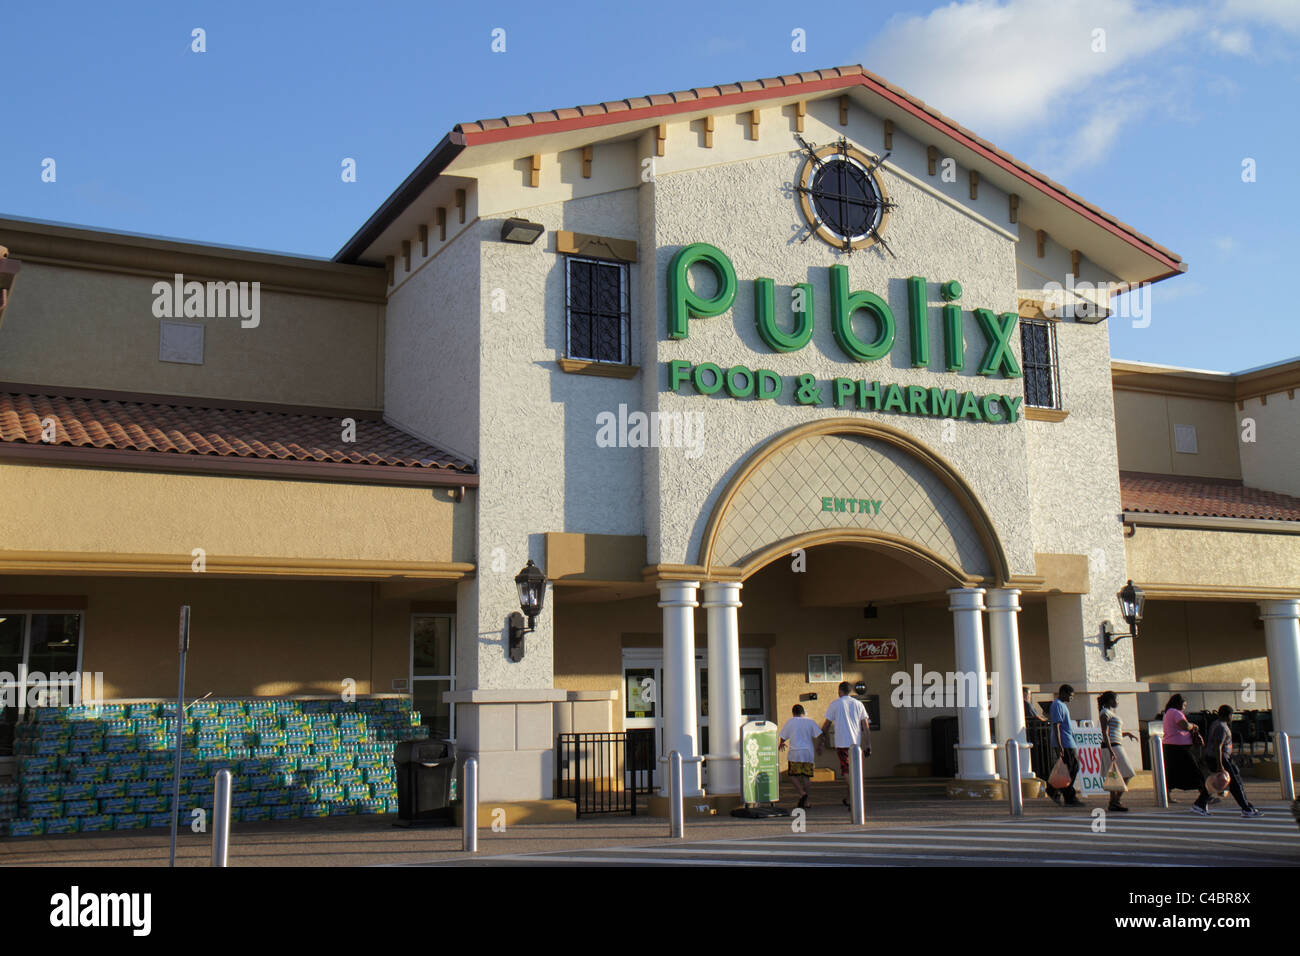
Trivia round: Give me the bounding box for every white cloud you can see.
[1208,26,1254,54]
[1221,0,1300,34]
[863,0,1200,136]
[1045,96,1147,177]
[1214,236,1238,253]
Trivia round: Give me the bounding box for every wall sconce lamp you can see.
[1102,579,1145,660]
[500,218,545,244]
[508,559,547,662]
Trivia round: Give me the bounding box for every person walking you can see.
[1160,694,1212,814]
[1097,691,1137,811]
[1046,685,1082,806]
[1195,704,1263,818]
[821,681,870,810]
[778,703,822,810]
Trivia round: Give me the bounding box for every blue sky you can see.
[3,0,1297,371]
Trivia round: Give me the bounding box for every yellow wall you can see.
[0,262,384,409]
[1125,526,1300,595]
[0,575,432,699]
[1113,389,1241,479]
[0,462,475,572]
[1133,600,1267,685]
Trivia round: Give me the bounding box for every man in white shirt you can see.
[821,681,871,808]
[778,704,822,809]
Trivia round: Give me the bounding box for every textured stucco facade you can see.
[378,90,1192,802]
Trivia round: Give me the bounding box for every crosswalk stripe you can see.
[415,803,1300,866]
[463,847,1187,867]
[778,827,1294,850]
[574,840,1268,862]
[707,838,1293,862]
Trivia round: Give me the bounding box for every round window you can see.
[797,139,892,251]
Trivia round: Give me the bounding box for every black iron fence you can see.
[556,731,654,817]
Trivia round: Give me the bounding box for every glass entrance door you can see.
[699,662,768,756]
[620,648,767,788]
[410,615,454,740]
[0,611,85,757]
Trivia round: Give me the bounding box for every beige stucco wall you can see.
[384,228,482,463]
[1134,600,1268,686]
[646,129,1033,576]
[1237,391,1300,497]
[458,187,646,692]
[0,461,475,569]
[0,262,384,409]
[0,576,420,699]
[1113,389,1242,479]
[1025,317,1130,685]
[1125,526,1300,594]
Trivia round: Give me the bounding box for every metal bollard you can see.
[462,757,478,853]
[1006,740,1023,817]
[211,770,232,867]
[669,750,684,838]
[1278,732,1295,803]
[1150,731,1168,809]
[849,745,866,825]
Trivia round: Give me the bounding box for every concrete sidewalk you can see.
[2,776,1293,867]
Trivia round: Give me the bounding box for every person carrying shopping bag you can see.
[1046,685,1082,806]
[1195,704,1263,818]
[1160,694,1213,814]
[1097,691,1137,811]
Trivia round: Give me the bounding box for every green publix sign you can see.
[665,243,1024,424]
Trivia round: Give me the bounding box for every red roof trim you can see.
[457,71,1182,275]
[458,75,855,145]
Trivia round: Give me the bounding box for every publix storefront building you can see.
[2,65,1298,822]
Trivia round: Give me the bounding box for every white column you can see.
[948,587,998,780]
[987,588,1033,779]
[1261,599,1300,740]
[658,580,703,797]
[702,580,743,796]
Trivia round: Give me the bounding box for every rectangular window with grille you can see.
[1020,319,1061,409]
[565,256,629,364]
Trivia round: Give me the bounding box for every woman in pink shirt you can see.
[1160,694,1210,812]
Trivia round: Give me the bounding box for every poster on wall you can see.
[853,638,899,662]
[807,654,842,683]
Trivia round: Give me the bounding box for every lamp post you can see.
[508,559,547,662]
[1102,579,1145,660]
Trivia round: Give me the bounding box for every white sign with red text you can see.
[1072,721,1106,797]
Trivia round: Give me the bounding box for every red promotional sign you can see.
[853,638,899,662]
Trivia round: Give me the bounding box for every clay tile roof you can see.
[0,390,474,474]
[1120,471,1300,522]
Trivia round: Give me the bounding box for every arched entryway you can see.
[656,420,1031,801]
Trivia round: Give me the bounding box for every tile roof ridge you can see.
[0,381,384,420]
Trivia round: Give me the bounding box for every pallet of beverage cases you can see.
[1,696,424,837]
